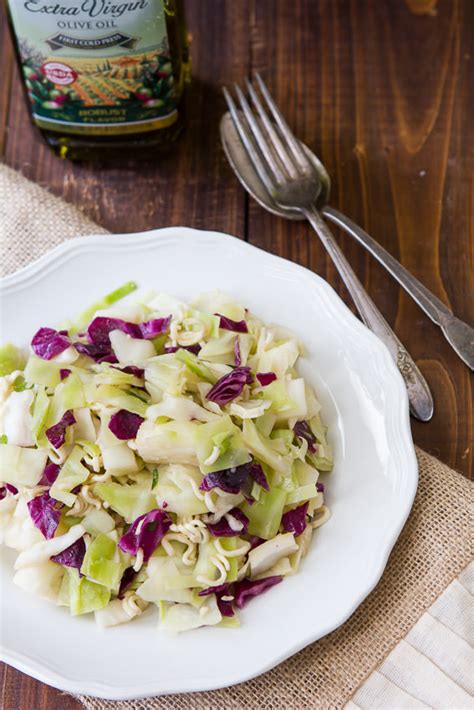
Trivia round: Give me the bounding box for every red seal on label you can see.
[41,62,78,86]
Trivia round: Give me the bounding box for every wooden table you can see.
[0,1,472,707]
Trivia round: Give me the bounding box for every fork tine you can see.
[244,78,298,179]
[254,73,312,173]
[222,87,276,197]
[233,83,286,186]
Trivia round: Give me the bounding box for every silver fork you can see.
[223,74,434,421]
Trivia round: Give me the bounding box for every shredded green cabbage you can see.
[0,288,332,632]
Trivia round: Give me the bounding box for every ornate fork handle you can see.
[304,207,434,421]
[323,207,474,370]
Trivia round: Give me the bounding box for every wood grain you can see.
[245,0,473,474]
[0,0,472,707]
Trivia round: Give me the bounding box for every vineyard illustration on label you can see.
[18,37,176,125]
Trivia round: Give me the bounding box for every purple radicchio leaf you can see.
[138,317,171,339]
[281,502,309,536]
[207,508,249,537]
[108,409,144,440]
[234,576,283,609]
[45,410,76,450]
[27,492,62,539]
[317,482,325,493]
[74,340,114,362]
[216,313,248,333]
[118,566,138,598]
[31,327,70,360]
[51,536,86,569]
[98,353,118,364]
[198,582,231,597]
[118,508,172,562]
[293,420,317,453]
[234,336,241,366]
[87,317,142,347]
[205,367,253,406]
[39,462,60,486]
[87,316,171,349]
[115,365,145,378]
[216,595,235,617]
[164,344,201,355]
[0,484,18,499]
[249,535,265,550]
[199,460,268,496]
[59,368,71,380]
[198,582,235,617]
[256,371,277,386]
[249,461,270,491]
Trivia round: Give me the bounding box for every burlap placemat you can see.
[1,164,472,708]
[0,164,107,277]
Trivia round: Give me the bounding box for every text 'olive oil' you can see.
[5,0,190,160]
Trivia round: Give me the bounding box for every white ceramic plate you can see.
[0,227,417,699]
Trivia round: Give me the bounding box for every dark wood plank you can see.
[246,0,473,477]
[0,667,79,710]
[0,7,14,157]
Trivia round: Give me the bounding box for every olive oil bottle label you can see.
[8,1,179,136]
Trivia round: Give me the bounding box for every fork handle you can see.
[303,206,434,422]
[322,207,474,370]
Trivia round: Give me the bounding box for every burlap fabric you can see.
[0,164,107,278]
[0,164,472,708]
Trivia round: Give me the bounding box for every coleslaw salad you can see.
[0,285,332,633]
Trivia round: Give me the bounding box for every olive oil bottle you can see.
[5,0,190,160]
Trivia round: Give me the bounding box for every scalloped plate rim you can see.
[0,226,418,700]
